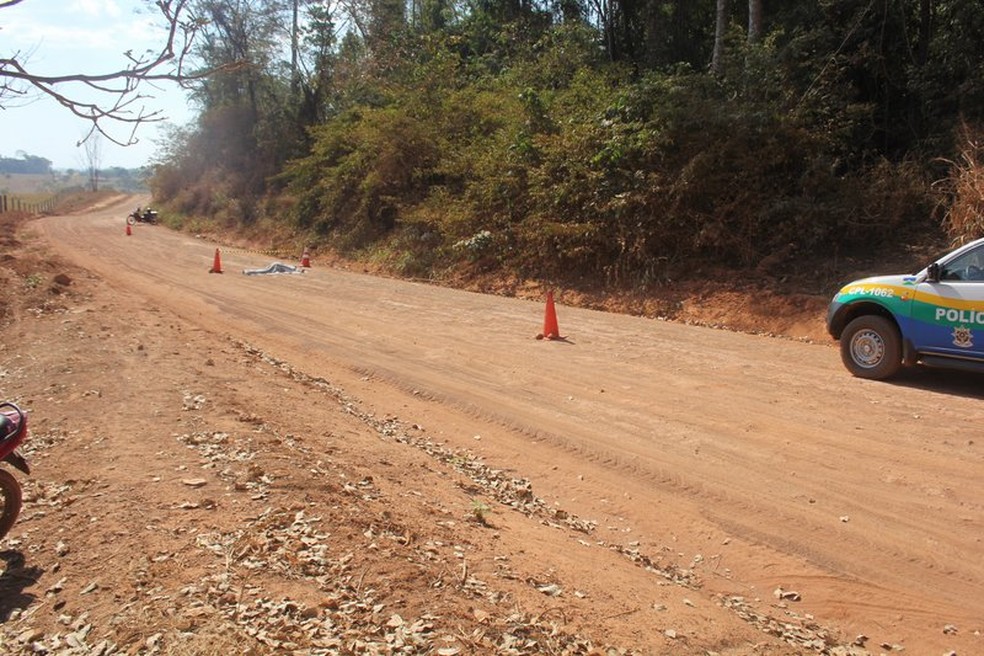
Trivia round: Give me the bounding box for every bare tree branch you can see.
[0,0,237,147]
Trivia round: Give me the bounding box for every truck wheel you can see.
[840,315,902,380]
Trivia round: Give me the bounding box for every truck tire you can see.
[840,315,903,380]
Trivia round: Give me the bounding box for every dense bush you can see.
[283,56,935,283]
[152,1,980,286]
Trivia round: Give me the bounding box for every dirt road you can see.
[2,197,981,654]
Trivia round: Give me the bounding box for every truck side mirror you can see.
[926,262,941,283]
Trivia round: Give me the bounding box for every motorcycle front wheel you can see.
[0,469,23,539]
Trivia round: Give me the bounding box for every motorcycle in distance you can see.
[126,207,158,225]
[0,402,31,539]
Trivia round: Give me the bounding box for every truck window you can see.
[942,245,984,281]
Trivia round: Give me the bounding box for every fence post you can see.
[0,195,58,214]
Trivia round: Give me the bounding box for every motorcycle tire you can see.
[0,469,23,540]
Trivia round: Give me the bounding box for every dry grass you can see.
[940,123,984,244]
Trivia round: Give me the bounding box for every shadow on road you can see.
[891,367,984,400]
[0,549,42,621]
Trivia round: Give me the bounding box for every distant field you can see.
[0,171,147,195]
[1,171,146,214]
[0,173,72,194]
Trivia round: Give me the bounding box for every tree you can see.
[82,133,103,192]
[709,0,764,71]
[297,1,340,125]
[747,0,761,44]
[711,0,728,73]
[0,152,51,174]
[0,0,222,147]
[190,1,296,175]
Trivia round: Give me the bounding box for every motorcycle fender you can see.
[3,450,30,475]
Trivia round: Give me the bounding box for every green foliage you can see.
[269,14,945,283]
[153,0,980,286]
[283,105,441,249]
[470,499,492,526]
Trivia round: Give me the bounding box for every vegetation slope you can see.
[147,1,983,297]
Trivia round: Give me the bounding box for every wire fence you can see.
[0,194,57,214]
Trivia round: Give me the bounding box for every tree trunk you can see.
[748,0,762,44]
[83,134,102,192]
[291,0,300,93]
[711,0,729,73]
[918,0,932,65]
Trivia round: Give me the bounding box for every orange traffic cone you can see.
[300,248,311,268]
[209,248,223,274]
[125,222,132,236]
[538,290,562,340]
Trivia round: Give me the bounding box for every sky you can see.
[0,0,195,169]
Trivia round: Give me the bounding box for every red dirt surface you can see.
[0,196,981,655]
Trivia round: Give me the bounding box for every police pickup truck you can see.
[827,236,984,379]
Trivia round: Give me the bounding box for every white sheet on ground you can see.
[243,262,305,276]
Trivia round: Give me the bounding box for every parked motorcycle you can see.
[0,402,30,539]
[126,207,158,225]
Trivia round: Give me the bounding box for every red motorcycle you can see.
[0,402,30,539]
